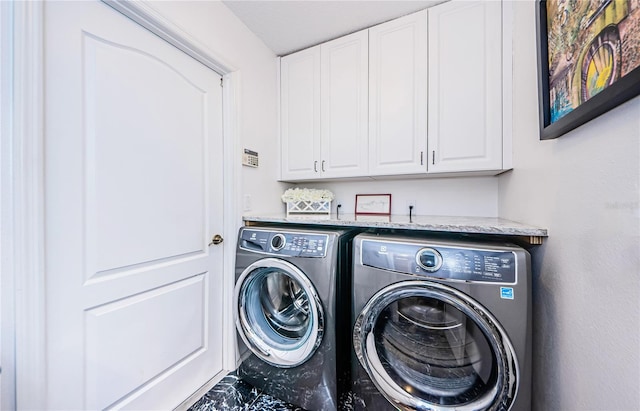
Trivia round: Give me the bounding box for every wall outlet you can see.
[243,194,252,211]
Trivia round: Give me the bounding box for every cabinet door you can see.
[369,10,428,176]
[428,1,503,173]
[320,30,369,178]
[280,46,321,180]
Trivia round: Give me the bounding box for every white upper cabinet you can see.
[279,1,510,181]
[280,46,321,181]
[280,31,367,181]
[427,0,504,173]
[369,10,428,176]
[320,30,369,178]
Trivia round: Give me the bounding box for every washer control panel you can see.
[239,229,328,257]
[361,239,516,284]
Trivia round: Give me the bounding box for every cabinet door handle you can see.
[420,151,424,166]
[321,160,325,172]
[432,151,435,165]
[314,161,318,172]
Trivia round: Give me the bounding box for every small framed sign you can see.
[355,194,392,215]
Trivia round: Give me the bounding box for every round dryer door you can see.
[234,258,324,368]
[353,281,518,411]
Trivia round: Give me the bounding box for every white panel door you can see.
[44,1,224,409]
[369,9,428,176]
[280,46,321,181]
[320,30,369,178]
[428,1,503,173]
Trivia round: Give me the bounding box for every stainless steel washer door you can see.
[235,258,324,368]
[353,281,518,411]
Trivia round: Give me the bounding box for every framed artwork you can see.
[537,0,640,140]
[355,194,392,215]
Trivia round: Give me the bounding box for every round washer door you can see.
[353,281,519,411]
[234,258,324,368]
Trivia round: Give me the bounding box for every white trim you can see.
[6,1,47,409]
[222,71,243,371]
[502,0,514,170]
[8,0,242,408]
[276,57,282,181]
[103,0,237,74]
[0,2,17,409]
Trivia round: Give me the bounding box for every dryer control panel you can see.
[361,239,517,284]
[239,229,328,257]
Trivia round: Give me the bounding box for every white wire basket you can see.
[286,200,331,216]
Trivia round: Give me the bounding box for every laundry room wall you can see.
[147,1,287,217]
[308,177,499,217]
[499,2,640,410]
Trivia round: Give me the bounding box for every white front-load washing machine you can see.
[351,233,532,411]
[234,226,355,410]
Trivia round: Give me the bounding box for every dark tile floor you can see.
[188,373,305,411]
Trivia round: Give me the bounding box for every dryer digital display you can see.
[360,239,517,284]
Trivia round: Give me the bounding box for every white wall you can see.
[308,176,499,217]
[500,2,640,410]
[148,1,286,215]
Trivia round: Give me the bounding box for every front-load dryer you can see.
[351,233,532,411]
[234,226,355,410]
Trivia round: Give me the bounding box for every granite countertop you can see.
[242,213,548,245]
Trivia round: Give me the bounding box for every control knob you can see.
[271,233,286,251]
[416,247,443,272]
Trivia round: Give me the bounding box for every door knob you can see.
[209,234,224,246]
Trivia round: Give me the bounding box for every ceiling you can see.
[222,0,445,56]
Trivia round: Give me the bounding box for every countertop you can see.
[242,213,548,245]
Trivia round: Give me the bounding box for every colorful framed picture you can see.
[537,0,640,140]
[355,194,392,215]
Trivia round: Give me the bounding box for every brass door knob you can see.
[209,234,224,246]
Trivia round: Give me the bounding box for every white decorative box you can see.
[286,200,332,216]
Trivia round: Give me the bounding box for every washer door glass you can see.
[353,281,518,411]
[235,258,324,368]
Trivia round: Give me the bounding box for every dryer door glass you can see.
[376,297,495,403]
[235,258,324,368]
[354,281,518,410]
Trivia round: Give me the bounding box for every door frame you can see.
[1,1,241,408]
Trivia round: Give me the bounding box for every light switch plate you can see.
[242,149,259,168]
[243,194,252,211]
